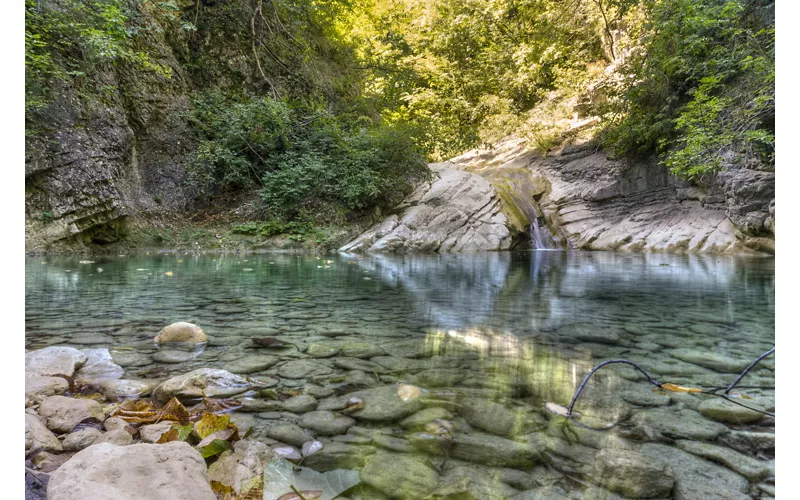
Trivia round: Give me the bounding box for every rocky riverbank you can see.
[26,317,776,499]
[341,137,775,255]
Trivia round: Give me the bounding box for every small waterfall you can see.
[530,216,553,250]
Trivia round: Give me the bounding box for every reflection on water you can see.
[25,251,775,498]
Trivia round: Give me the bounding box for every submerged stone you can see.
[347,384,425,421]
[154,322,208,344]
[640,443,749,500]
[299,410,356,436]
[153,368,259,401]
[361,451,440,499]
[697,398,765,424]
[593,448,674,498]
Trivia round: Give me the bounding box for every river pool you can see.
[25,251,775,498]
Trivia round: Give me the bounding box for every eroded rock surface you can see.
[340,165,513,253]
[47,442,216,500]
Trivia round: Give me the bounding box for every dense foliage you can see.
[600,0,775,180]
[187,92,428,221]
[26,0,774,221]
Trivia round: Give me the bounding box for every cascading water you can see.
[530,216,553,249]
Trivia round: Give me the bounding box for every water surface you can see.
[25,251,775,498]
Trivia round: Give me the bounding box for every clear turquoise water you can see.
[25,251,775,498]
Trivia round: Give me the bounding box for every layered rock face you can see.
[340,165,513,253]
[342,138,775,255]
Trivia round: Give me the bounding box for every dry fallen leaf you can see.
[660,383,703,393]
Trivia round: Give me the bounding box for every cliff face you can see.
[342,137,775,255]
[25,24,194,252]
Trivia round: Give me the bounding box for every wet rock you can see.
[719,430,775,455]
[449,431,541,467]
[361,451,441,499]
[429,472,519,500]
[281,395,317,413]
[459,399,525,437]
[304,385,334,398]
[334,357,389,373]
[697,398,765,424]
[74,349,124,383]
[400,408,454,430]
[557,324,621,345]
[152,368,259,401]
[640,443,749,500]
[208,440,274,494]
[513,486,571,500]
[98,379,157,399]
[619,384,671,407]
[317,395,349,411]
[62,428,103,451]
[109,350,151,368]
[629,408,728,441]
[340,343,386,358]
[593,448,674,498]
[675,440,773,481]
[25,374,69,406]
[26,347,88,378]
[669,349,747,373]
[307,344,341,358]
[47,442,216,500]
[25,413,62,452]
[347,384,425,421]
[299,410,356,436]
[239,397,282,412]
[154,322,208,344]
[226,355,279,374]
[278,360,334,379]
[139,422,174,443]
[301,441,376,471]
[152,350,197,363]
[38,395,105,433]
[93,429,134,446]
[264,423,314,447]
[372,434,414,453]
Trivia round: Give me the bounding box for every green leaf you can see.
[198,438,232,459]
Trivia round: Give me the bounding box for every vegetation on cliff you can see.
[25,0,774,226]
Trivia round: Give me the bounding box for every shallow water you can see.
[25,251,775,498]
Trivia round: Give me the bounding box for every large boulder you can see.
[46,442,216,500]
[26,347,88,377]
[38,395,105,434]
[154,322,208,344]
[152,368,259,402]
[25,347,88,405]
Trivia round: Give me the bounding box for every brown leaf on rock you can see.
[156,429,179,444]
